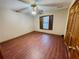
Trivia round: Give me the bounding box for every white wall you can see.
[0,8,34,42]
[34,9,68,35]
[0,8,68,42]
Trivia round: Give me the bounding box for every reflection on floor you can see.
[0,31,68,59]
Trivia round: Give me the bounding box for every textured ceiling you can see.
[0,0,73,13]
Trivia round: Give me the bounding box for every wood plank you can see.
[0,32,68,59]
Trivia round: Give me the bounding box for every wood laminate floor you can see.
[0,32,68,59]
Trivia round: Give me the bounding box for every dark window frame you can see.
[40,15,53,30]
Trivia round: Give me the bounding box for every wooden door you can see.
[65,0,79,48]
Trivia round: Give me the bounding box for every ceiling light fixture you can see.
[31,4,37,15]
[32,10,36,15]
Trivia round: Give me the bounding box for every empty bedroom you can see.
[0,0,79,59]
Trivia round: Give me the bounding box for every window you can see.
[43,16,49,29]
[40,15,53,30]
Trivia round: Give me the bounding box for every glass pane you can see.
[43,16,49,29]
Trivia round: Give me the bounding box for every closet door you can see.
[74,2,79,46]
[65,0,79,47]
[71,1,79,47]
[65,6,75,46]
